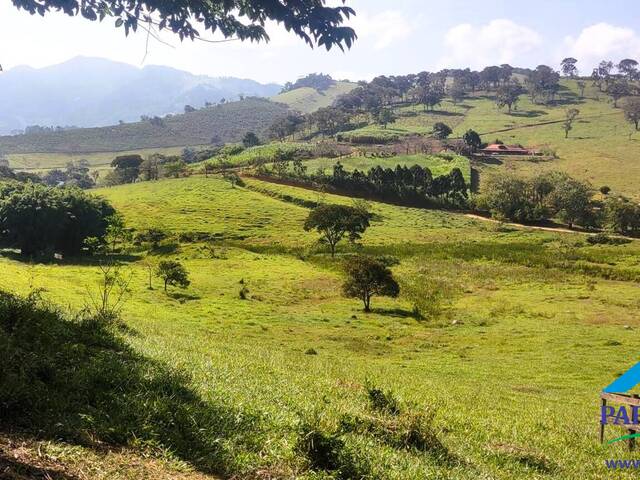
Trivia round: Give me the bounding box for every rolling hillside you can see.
[271,81,358,113]
[0,57,281,134]
[4,174,640,478]
[0,97,289,156]
[327,79,640,199]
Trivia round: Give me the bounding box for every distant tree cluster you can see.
[281,73,336,93]
[41,160,96,188]
[476,171,640,234]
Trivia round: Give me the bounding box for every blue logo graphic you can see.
[601,361,640,446]
[604,362,640,394]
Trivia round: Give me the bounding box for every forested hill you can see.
[0,98,289,154]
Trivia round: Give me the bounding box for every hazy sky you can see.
[1,0,640,83]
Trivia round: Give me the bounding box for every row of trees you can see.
[476,172,640,234]
[258,159,468,208]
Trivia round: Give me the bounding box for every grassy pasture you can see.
[7,145,196,172]
[453,80,640,199]
[3,175,640,478]
[271,81,358,113]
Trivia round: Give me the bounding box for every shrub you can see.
[366,383,401,415]
[587,233,631,245]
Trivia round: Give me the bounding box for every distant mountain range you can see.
[0,57,282,135]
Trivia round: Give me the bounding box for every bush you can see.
[586,233,631,245]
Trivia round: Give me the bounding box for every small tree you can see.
[222,170,243,188]
[376,108,396,129]
[496,82,522,113]
[85,261,132,322]
[576,80,586,98]
[548,178,595,228]
[156,260,190,292]
[560,57,578,77]
[622,97,640,130]
[563,108,580,138]
[303,204,370,257]
[432,122,452,139]
[462,129,482,152]
[242,131,261,148]
[342,255,400,312]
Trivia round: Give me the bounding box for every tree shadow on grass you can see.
[0,249,141,266]
[424,110,465,117]
[167,291,202,302]
[370,307,419,319]
[0,453,80,480]
[0,291,267,477]
[507,110,548,118]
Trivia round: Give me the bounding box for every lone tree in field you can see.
[560,57,578,77]
[10,1,356,51]
[376,108,396,129]
[462,129,482,152]
[563,108,580,138]
[622,97,640,130]
[156,260,190,292]
[304,204,370,257]
[432,122,452,139]
[342,255,400,312]
[242,132,261,148]
[496,82,522,113]
[111,154,144,183]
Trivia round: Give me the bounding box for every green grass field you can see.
[7,145,197,172]
[271,81,358,113]
[3,174,640,478]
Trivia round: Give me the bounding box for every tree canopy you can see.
[342,255,400,312]
[11,0,357,50]
[304,204,370,257]
[0,183,115,257]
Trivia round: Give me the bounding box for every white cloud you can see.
[438,19,542,69]
[351,10,415,50]
[562,23,640,72]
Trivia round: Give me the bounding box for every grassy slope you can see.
[3,175,640,478]
[0,98,288,155]
[453,80,640,198]
[332,80,638,198]
[7,145,199,171]
[271,81,358,113]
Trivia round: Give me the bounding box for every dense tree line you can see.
[476,172,640,234]
[258,160,468,208]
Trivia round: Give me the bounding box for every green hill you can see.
[3,174,640,479]
[271,81,358,113]
[328,79,640,199]
[0,97,289,156]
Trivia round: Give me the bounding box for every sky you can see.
[1,0,640,84]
